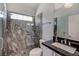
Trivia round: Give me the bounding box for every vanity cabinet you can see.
[41,41,61,56]
[42,45,61,56]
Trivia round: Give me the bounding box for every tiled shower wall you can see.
[4,19,36,56]
[0,18,3,55]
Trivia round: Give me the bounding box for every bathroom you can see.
[0,3,79,56]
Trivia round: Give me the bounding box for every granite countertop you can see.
[42,40,79,56]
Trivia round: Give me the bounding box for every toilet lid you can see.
[30,48,42,56]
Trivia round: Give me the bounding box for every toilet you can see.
[29,40,45,56]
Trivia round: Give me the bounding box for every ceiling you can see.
[7,3,39,16]
[1,3,65,16]
[54,3,64,10]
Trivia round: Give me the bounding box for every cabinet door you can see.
[42,44,54,56]
[69,14,79,41]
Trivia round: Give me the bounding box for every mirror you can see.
[57,15,68,39]
[56,14,79,42]
[68,14,79,41]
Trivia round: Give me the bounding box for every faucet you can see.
[63,32,67,44]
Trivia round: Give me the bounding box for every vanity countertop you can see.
[42,40,79,56]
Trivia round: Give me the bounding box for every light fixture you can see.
[10,13,33,21]
[64,3,74,8]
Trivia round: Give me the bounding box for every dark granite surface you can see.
[42,40,79,56]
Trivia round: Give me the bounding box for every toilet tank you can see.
[39,39,46,48]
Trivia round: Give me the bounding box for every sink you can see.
[52,42,76,54]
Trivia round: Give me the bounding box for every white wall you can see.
[35,3,54,41]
